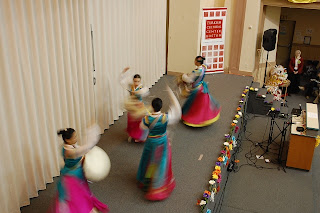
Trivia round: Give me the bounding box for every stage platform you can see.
[21,74,254,213]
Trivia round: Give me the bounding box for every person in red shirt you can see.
[288,50,304,94]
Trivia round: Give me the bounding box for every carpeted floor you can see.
[221,91,320,213]
[21,74,320,213]
[20,74,253,213]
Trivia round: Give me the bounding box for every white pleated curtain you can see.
[0,0,167,212]
[90,0,167,129]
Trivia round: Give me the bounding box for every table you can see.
[286,110,318,171]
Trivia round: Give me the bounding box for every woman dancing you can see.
[181,56,221,127]
[49,124,109,213]
[120,67,149,142]
[137,86,181,201]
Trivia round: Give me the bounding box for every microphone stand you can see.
[258,111,292,173]
[262,51,269,88]
[277,120,293,173]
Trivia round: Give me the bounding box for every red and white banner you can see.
[201,8,227,73]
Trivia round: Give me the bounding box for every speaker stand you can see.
[262,51,269,88]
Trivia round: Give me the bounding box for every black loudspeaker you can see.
[263,29,277,51]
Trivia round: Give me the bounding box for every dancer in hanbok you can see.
[49,124,109,213]
[120,67,149,142]
[137,86,181,201]
[181,56,221,127]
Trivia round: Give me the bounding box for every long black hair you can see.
[57,128,75,142]
[195,56,205,65]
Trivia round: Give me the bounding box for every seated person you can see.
[302,70,320,103]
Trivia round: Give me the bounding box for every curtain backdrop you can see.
[0,0,167,212]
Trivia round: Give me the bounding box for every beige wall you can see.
[261,6,281,63]
[167,0,201,73]
[239,0,261,72]
[223,0,235,73]
[281,7,320,45]
[213,0,225,7]
[239,4,281,73]
[197,0,216,55]
[168,0,229,74]
[200,0,216,7]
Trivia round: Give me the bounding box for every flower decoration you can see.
[209,192,215,202]
[212,174,218,180]
[200,200,206,206]
[213,186,219,194]
[209,180,215,185]
[223,156,228,164]
[316,135,320,148]
[229,144,233,150]
[232,136,237,147]
[214,169,221,174]
[203,190,211,198]
[217,176,222,183]
[198,86,248,212]
[227,151,231,158]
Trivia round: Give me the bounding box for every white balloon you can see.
[83,146,111,182]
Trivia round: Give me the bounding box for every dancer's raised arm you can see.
[120,67,132,90]
[64,124,101,159]
[167,85,181,125]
